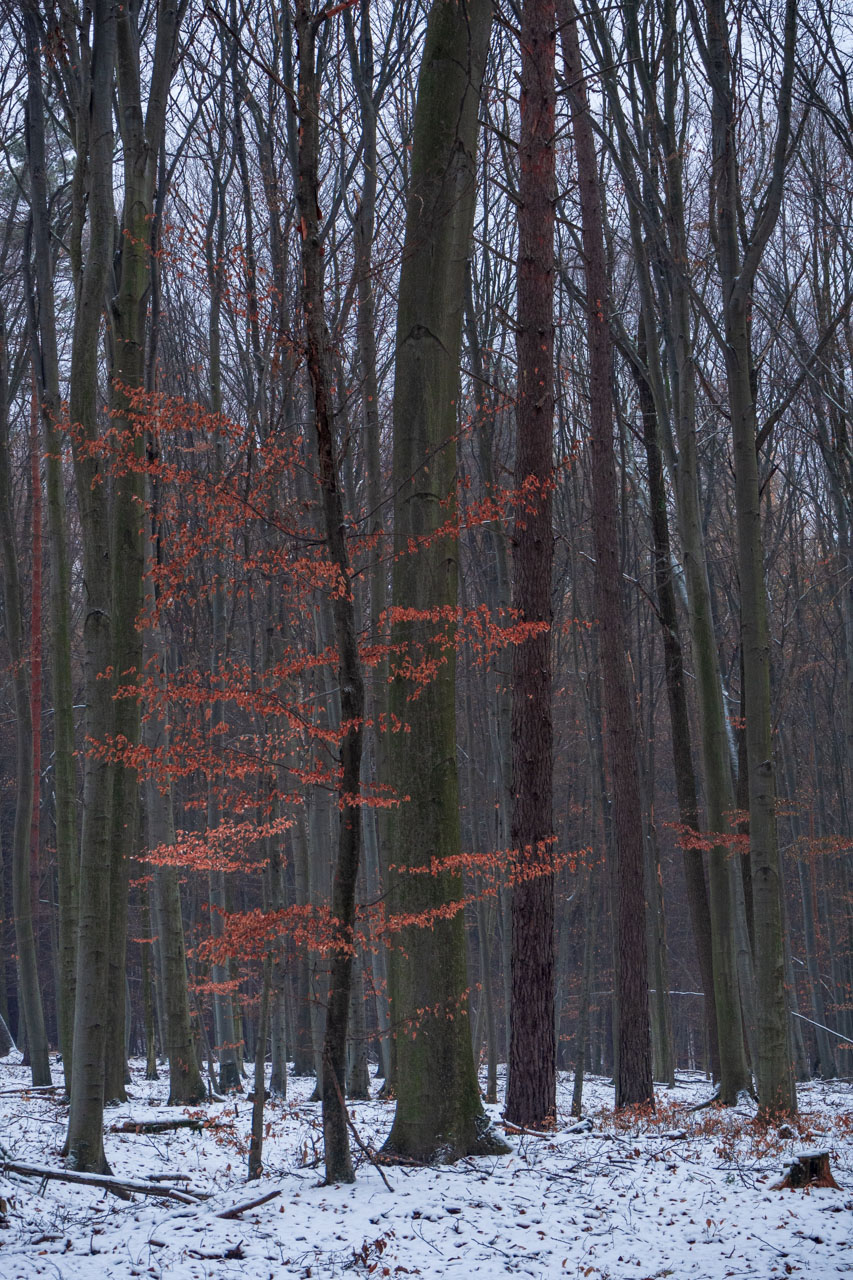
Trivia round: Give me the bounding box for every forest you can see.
[0,0,852,1275]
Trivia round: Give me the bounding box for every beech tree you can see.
[382,0,508,1162]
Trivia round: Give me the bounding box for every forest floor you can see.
[0,1053,851,1279]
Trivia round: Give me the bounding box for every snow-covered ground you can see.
[1,1052,850,1278]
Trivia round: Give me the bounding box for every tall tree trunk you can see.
[22,8,78,1096]
[586,0,753,1101]
[700,0,797,1115]
[561,0,654,1109]
[571,856,599,1117]
[345,0,394,1097]
[634,326,719,1079]
[143,499,206,1105]
[0,307,50,1088]
[204,81,240,1093]
[506,0,556,1130]
[382,0,508,1162]
[248,955,272,1180]
[65,0,118,1170]
[295,0,367,1183]
[103,0,185,1106]
[140,885,158,1081]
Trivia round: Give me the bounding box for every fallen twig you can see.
[216,1188,282,1218]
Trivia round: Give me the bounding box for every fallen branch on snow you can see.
[109,1117,220,1135]
[1,1161,206,1204]
[216,1188,282,1218]
[0,1085,60,1097]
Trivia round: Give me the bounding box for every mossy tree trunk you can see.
[382,0,508,1163]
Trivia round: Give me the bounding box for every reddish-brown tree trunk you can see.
[30,386,42,971]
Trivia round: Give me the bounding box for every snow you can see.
[1,1053,851,1278]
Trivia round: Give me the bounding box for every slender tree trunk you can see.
[0,308,50,1089]
[22,1,78,1098]
[347,956,371,1100]
[64,0,118,1173]
[291,813,315,1077]
[29,384,45,1049]
[506,0,557,1130]
[103,0,185,1106]
[634,326,720,1080]
[346,0,395,1099]
[702,0,797,1114]
[561,0,654,1109]
[143,501,206,1105]
[140,886,158,1081]
[267,832,288,1098]
[204,104,241,1094]
[571,857,599,1117]
[295,0,367,1182]
[248,955,272,1180]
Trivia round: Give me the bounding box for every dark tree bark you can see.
[143,506,206,1106]
[577,0,752,1102]
[0,304,50,1089]
[295,0,367,1184]
[248,955,272,1180]
[64,0,186,1168]
[695,0,798,1115]
[22,0,78,1097]
[64,0,119,1173]
[506,0,557,1130]
[561,0,654,1109]
[103,0,187,1107]
[633,321,719,1081]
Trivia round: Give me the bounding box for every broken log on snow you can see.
[109,1117,211,1135]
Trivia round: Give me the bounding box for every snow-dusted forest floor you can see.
[1,1053,851,1279]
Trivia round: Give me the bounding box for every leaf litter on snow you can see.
[1,1051,851,1278]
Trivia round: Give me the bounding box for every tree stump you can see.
[774,1150,841,1190]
